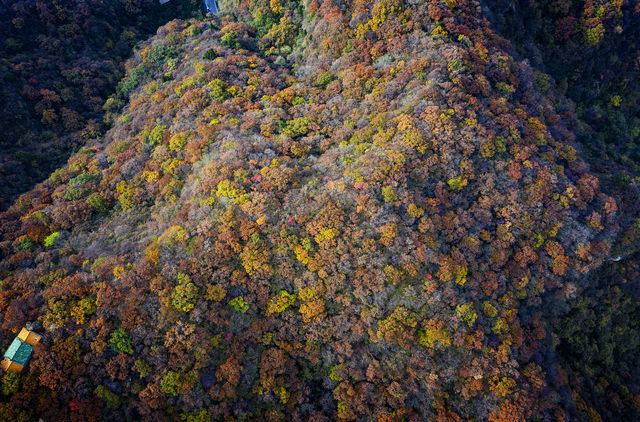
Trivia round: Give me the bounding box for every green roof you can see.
[4,338,33,366]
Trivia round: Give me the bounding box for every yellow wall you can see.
[1,358,23,372]
[17,328,41,346]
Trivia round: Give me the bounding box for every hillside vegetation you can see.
[0,0,637,420]
[0,0,202,209]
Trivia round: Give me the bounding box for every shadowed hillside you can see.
[0,0,202,209]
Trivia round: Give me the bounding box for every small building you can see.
[204,0,219,14]
[1,328,41,372]
[159,0,219,14]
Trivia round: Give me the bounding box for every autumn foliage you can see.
[0,0,635,421]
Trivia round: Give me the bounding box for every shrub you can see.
[316,72,333,88]
[142,124,167,145]
[95,385,120,408]
[103,97,124,113]
[63,186,87,201]
[49,168,66,186]
[407,204,424,218]
[2,372,20,395]
[172,273,198,312]
[456,303,477,327]
[117,43,180,97]
[118,113,132,123]
[221,32,240,49]
[160,370,198,396]
[175,78,196,97]
[447,58,467,73]
[266,291,296,315]
[14,236,34,252]
[282,117,310,138]
[108,328,133,354]
[229,296,249,313]
[342,39,354,55]
[116,181,134,210]
[455,266,468,285]
[208,79,227,100]
[180,409,209,422]
[418,320,451,348]
[117,63,146,98]
[263,16,297,50]
[382,186,397,203]
[447,176,468,191]
[226,85,241,97]
[70,298,96,325]
[134,359,151,378]
[44,232,61,247]
[203,48,216,60]
[205,284,226,302]
[86,193,109,212]
[169,131,190,151]
[69,173,97,187]
[483,302,498,317]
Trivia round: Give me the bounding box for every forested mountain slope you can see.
[0,0,635,420]
[0,0,202,209]
[479,3,640,418]
[482,0,640,174]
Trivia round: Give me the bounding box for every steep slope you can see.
[482,0,640,174]
[0,0,202,209]
[479,1,640,418]
[0,1,624,420]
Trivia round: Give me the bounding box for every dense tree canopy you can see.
[0,0,638,420]
[0,0,202,209]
